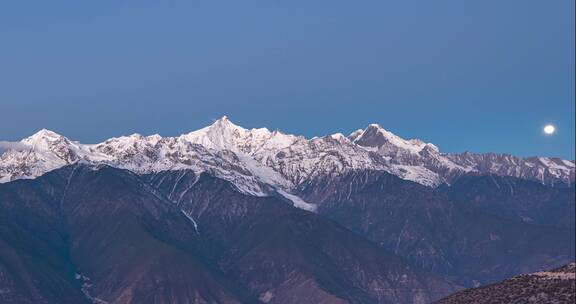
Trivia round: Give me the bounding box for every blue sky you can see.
[0,0,574,158]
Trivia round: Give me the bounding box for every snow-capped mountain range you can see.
[1,116,573,210]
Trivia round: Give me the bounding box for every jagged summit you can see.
[208,115,241,130]
[348,129,364,142]
[183,116,284,153]
[29,128,61,137]
[23,128,67,144]
[353,123,431,154]
[328,133,348,142]
[206,116,256,132]
[0,118,574,200]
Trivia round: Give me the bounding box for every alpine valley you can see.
[0,117,574,304]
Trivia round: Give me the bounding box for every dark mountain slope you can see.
[145,170,460,304]
[0,165,255,304]
[442,174,575,228]
[60,165,254,304]
[0,169,88,304]
[2,164,571,303]
[298,170,575,286]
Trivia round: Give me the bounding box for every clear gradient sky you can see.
[1,0,574,159]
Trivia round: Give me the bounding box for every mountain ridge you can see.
[1,117,573,211]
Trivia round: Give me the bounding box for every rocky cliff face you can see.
[436,263,576,304]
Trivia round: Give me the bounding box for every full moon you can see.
[543,124,555,135]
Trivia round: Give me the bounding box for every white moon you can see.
[543,124,555,135]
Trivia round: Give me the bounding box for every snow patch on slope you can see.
[182,210,200,234]
[276,189,316,212]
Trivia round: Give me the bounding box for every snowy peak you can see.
[20,129,81,164]
[353,123,429,155]
[183,116,268,151]
[0,129,79,183]
[22,129,68,146]
[182,116,300,155]
[1,117,574,193]
[206,115,244,134]
[347,129,364,142]
[327,133,349,143]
